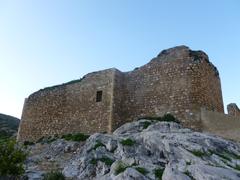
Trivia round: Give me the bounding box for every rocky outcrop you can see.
[25,120,240,180]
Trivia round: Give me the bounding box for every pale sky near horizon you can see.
[0,0,240,118]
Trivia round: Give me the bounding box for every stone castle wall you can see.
[113,47,224,130]
[227,103,240,117]
[18,69,115,141]
[18,46,229,142]
[201,108,240,141]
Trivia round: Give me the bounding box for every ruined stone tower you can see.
[18,46,226,142]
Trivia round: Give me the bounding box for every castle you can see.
[17,46,240,142]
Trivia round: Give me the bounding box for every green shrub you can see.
[43,171,65,180]
[135,167,148,175]
[161,114,179,123]
[90,156,114,166]
[234,164,240,171]
[93,141,105,150]
[62,133,89,142]
[184,170,195,179]
[216,150,240,160]
[36,136,45,143]
[138,114,180,124]
[99,156,114,166]
[138,116,163,121]
[120,138,135,146]
[141,121,152,129]
[0,140,27,176]
[189,150,206,158]
[215,152,231,161]
[23,141,35,146]
[154,168,164,180]
[90,158,98,165]
[114,162,129,175]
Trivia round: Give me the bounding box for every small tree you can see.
[0,140,27,176]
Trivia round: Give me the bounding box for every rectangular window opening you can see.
[96,91,103,102]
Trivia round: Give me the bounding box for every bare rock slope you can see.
[25,120,240,180]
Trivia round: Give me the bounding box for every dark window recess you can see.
[96,91,103,102]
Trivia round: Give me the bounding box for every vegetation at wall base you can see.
[141,121,152,129]
[61,133,89,142]
[138,114,180,124]
[23,141,35,146]
[0,140,27,176]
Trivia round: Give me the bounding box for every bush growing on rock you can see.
[141,121,152,129]
[90,156,114,166]
[154,168,164,180]
[138,114,180,124]
[120,138,135,146]
[161,114,180,123]
[93,140,105,150]
[135,167,148,175]
[114,162,129,175]
[23,141,35,146]
[0,140,27,176]
[43,171,65,180]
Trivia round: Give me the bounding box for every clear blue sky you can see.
[0,0,240,118]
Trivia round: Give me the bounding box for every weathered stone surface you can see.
[24,120,240,180]
[18,45,225,142]
[228,103,240,117]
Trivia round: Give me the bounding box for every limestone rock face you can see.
[25,120,240,180]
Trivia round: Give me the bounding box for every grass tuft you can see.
[184,170,195,180]
[154,168,164,180]
[141,121,152,129]
[93,141,105,150]
[99,156,114,166]
[90,156,114,166]
[189,150,206,158]
[120,138,135,146]
[135,167,148,175]
[234,164,240,171]
[114,162,129,175]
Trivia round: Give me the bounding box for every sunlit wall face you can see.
[0,0,240,118]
